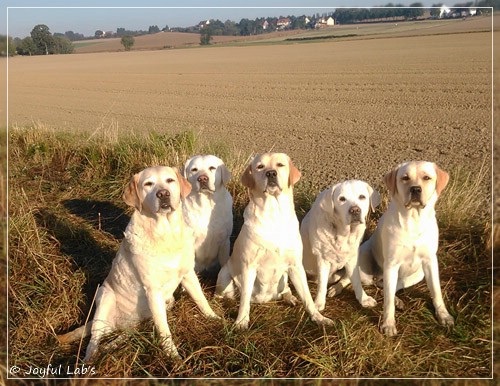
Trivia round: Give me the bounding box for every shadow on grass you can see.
[63,199,130,240]
[34,206,117,318]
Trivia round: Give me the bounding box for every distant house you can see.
[262,20,269,30]
[315,17,335,28]
[277,18,291,29]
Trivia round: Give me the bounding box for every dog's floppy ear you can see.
[434,164,449,197]
[366,184,381,212]
[288,157,301,187]
[175,168,192,198]
[219,164,232,186]
[383,166,399,197]
[241,163,255,189]
[318,183,340,215]
[182,157,194,178]
[123,172,142,211]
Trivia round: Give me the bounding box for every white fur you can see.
[58,166,220,361]
[357,161,454,336]
[215,153,333,329]
[182,155,233,273]
[301,180,380,311]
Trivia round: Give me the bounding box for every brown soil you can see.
[7,17,494,195]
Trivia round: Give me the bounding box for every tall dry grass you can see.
[7,124,492,380]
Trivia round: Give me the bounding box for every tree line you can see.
[10,24,74,56]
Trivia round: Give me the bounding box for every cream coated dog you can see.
[301,180,380,312]
[357,161,454,336]
[182,155,233,273]
[58,166,220,360]
[215,153,333,329]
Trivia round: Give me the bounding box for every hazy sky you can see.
[3,1,439,38]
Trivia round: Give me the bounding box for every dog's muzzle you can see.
[156,189,172,211]
[265,169,279,189]
[197,174,212,191]
[349,205,362,223]
[406,186,424,208]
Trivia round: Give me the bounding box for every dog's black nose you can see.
[156,189,170,199]
[266,170,277,179]
[410,186,422,195]
[349,206,361,215]
[198,175,209,184]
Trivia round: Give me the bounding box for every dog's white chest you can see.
[316,225,364,266]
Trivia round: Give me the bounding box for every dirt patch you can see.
[8,19,493,195]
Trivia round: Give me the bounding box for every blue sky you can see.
[3,1,438,38]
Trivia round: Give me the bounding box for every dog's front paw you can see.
[380,321,398,337]
[360,295,377,308]
[162,340,181,360]
[282,292,299,307]
[234,318,249,330]
[394,296,405,311]
[437,309,454,327]
[327,283,344,298]
[208,312,223,321]
[311,312,334,327]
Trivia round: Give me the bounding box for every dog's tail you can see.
[57,322,93,344]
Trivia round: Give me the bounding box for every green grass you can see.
[7,124,492,379]
[73,41,105,48]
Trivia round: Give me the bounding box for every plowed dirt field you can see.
[7,17,493,192]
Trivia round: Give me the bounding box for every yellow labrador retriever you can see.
[357,161,454,336]
[301,180,380,312]
[58,166,220,360]
[182,155,233,273]
[215,153,333,329]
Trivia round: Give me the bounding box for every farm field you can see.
[5,14,497,380]
[7,17,492,191]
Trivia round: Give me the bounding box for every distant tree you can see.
[223,20,239,35]
[430,3,443,17]
[477,0,500,9]
[16,36,36,56]
[62,31,84,41]
[148,25,160,34]
[0,35,16,56]
[238,18,255,35]
[162,25,170,32]
[53,35,74,54]
[95,30,104,38]
[121,35,135,51]
[116,28,126,36]
[200,26,213,45]
[31,24,54,55]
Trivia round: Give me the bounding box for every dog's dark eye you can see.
[277,163,285,167]
[209,166,217,172]
[339,196,346,202]
[191,168,198,173]
[359,195,366,200]
[257,164,265,170]
[423,175,431,181]
[401,175,410,181]
[144,181,154,187]
[166,178,175,183]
